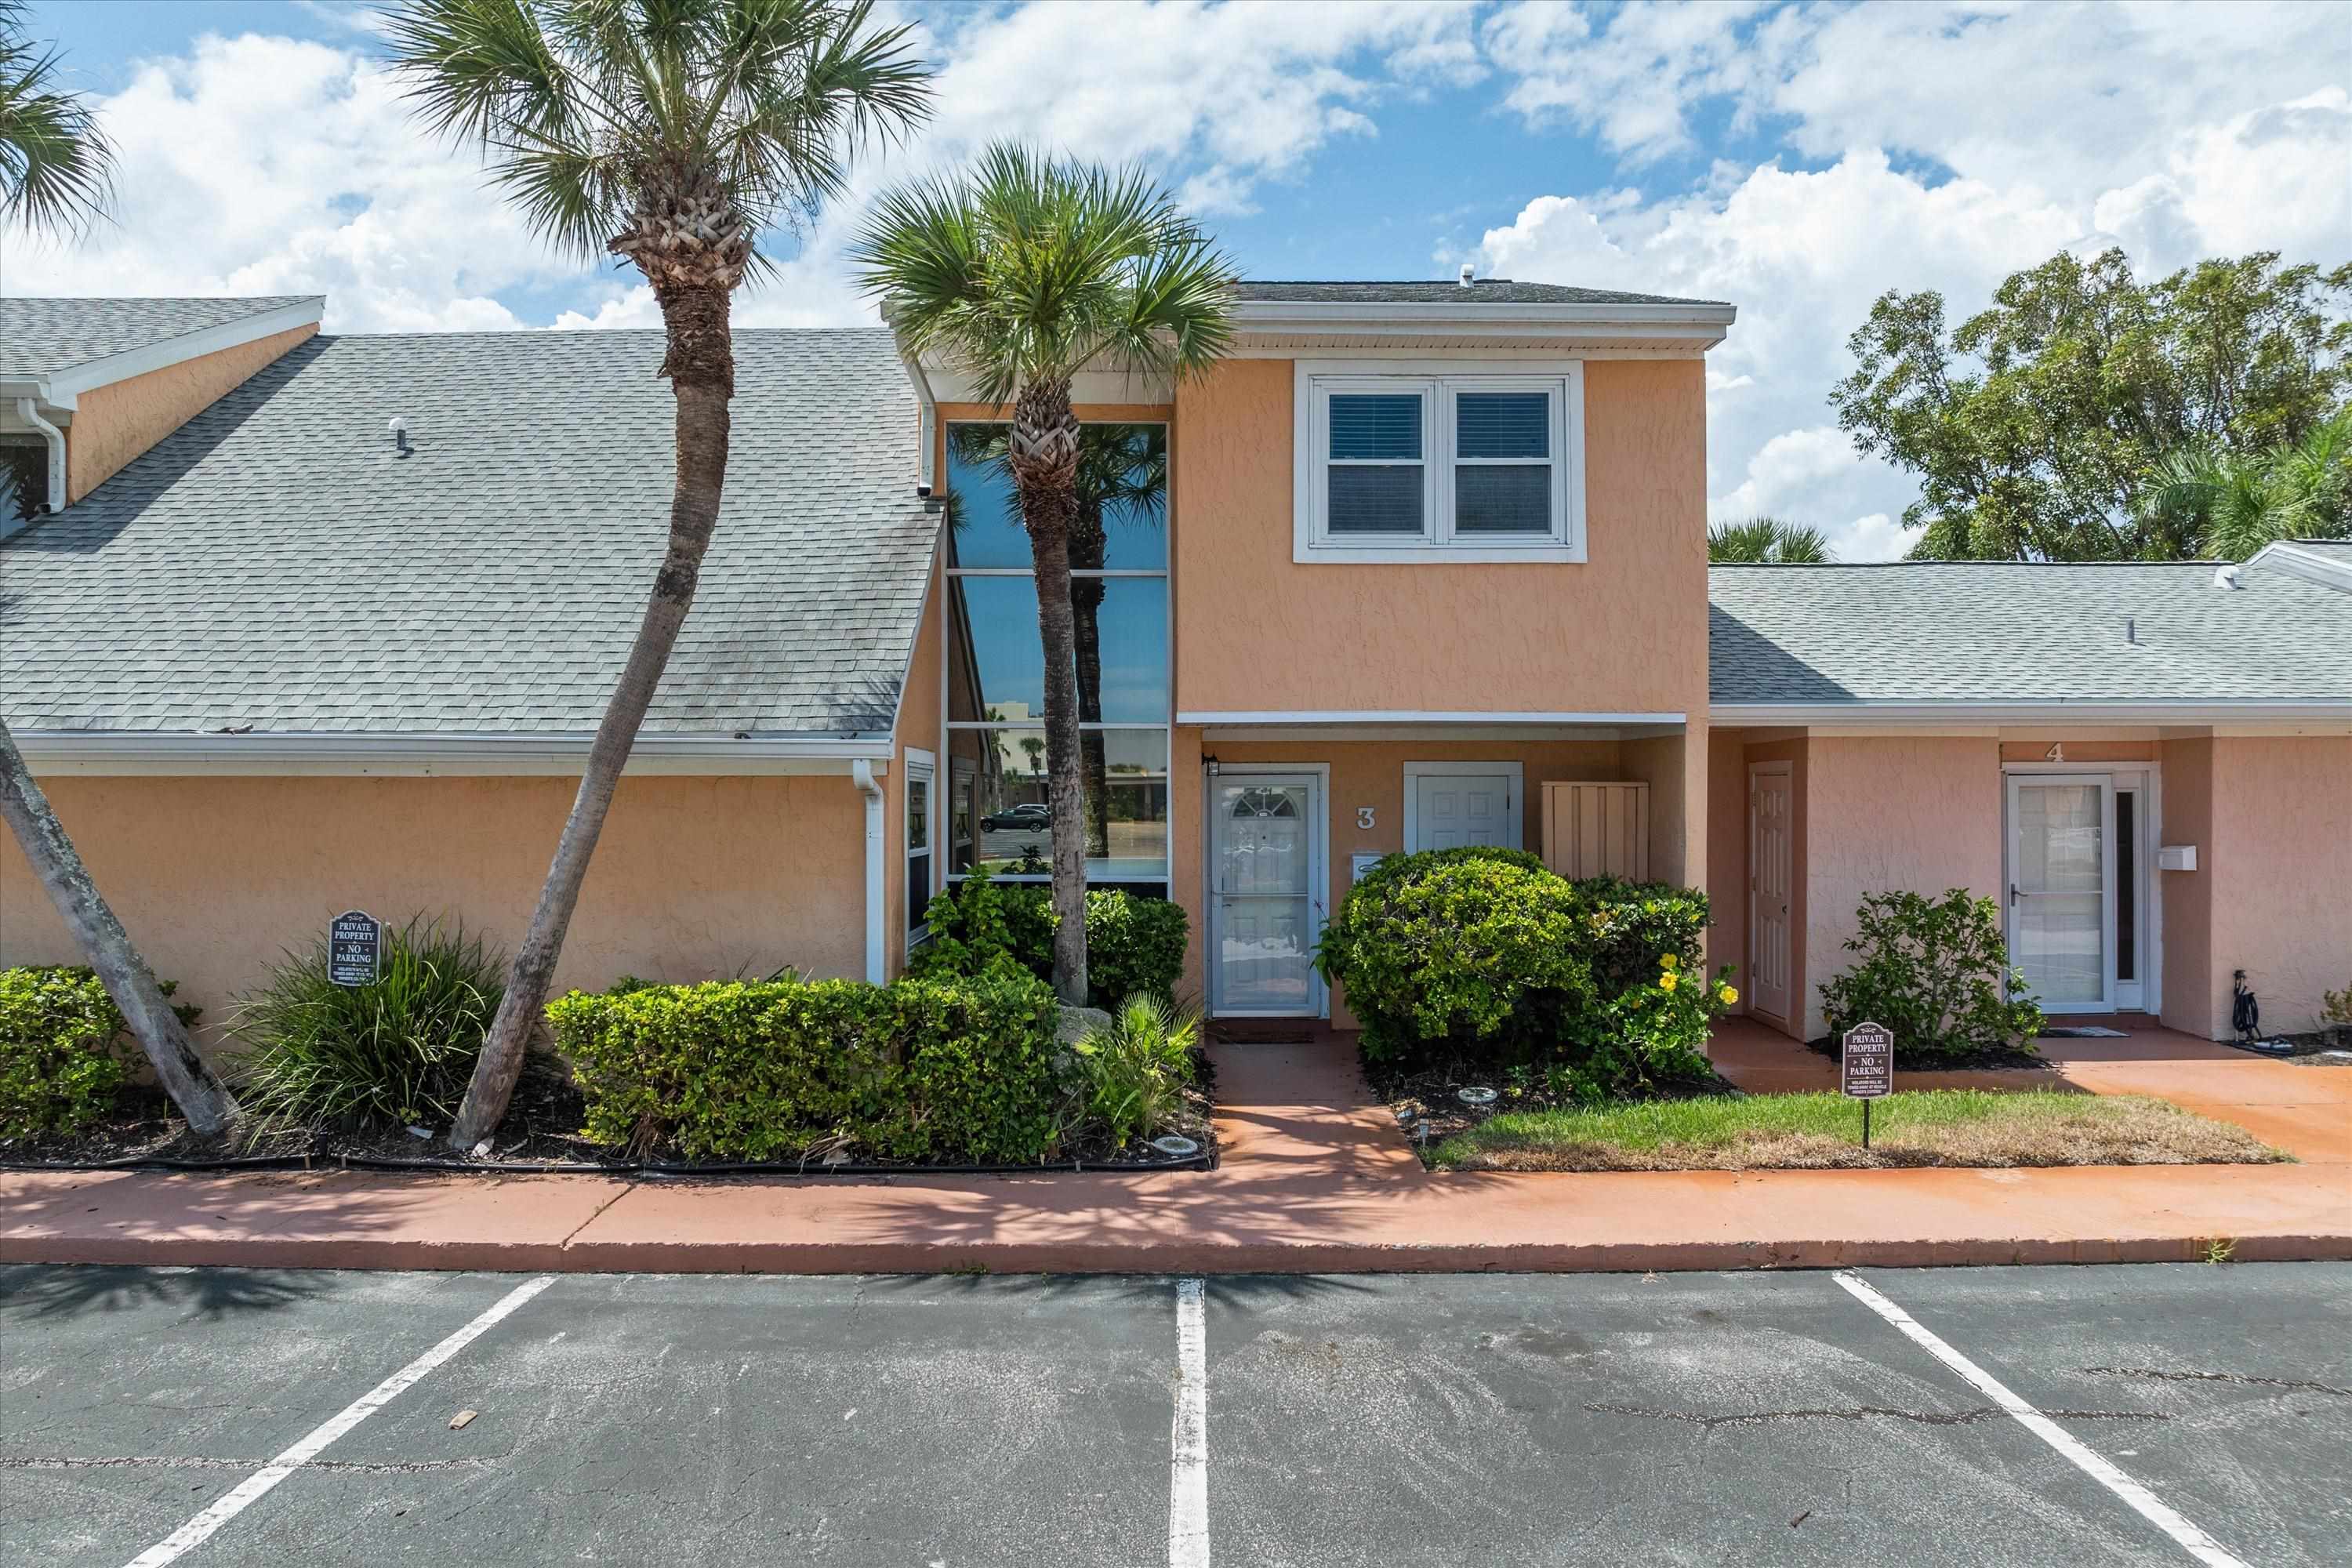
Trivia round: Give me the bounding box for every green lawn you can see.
[1428,1088,2288,1172]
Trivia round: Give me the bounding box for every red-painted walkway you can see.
[3,1022,2344,1273]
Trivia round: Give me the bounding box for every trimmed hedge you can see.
[1313,849,1730,1095]
[1,966,199,1139]
[546,969,1061,1163]
[912,869,1187,1008]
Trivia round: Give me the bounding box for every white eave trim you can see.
[1711,699,2352,728]
[2246,540,2352,593]
[13,728,896,777]
[1179,710,1686,727]
[1229,298,1735,349]
[36,298,325,403]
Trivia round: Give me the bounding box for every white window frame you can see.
[1294,359,1585,564]
[904,747,937,942]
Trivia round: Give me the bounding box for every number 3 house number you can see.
[1356,807,1377,830]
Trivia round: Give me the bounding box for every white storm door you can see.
[1748,765,1793,1024]
[1210,774,1322,1016]
[1407,766,1519,851]
[2007,774,2114,1011]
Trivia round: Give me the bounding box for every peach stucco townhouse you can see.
[2,288,2347,1050]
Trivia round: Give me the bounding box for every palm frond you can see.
[387,0,931,283]
[1708,517,1833,564]
[0,2,114,238]
[851,141,1240,406]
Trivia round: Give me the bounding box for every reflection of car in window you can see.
[982,804,1051,831]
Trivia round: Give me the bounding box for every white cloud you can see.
[1,33,586,332]
[1471,1,2352,560]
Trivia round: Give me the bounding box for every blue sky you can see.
[16,1,2347,559]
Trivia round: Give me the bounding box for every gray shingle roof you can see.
[1,328,935,737]
[1235,279,1725,307]
[1709,561,2352,706]
[0,296,321,381]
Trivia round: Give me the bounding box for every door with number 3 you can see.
[1209,773,1324,1017]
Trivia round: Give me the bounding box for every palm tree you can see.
[0,2,242,1134]
[852,143,1235,1006]
[387,0,931,1149]
[949,420,1168,855]
[2138,408,2352,561]
[1707,516,1834,564]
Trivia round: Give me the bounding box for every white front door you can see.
[2007,774,2115,1011]
[1406,765,1520,852]
[1747,764,1793,1024]
[1210,772,1324,1016]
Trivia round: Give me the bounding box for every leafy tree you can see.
[388,0,931,1149]
[2138,407,2352,561]
[853,143,1235,1006]
[1707,516,1832,564]
[0,1,243,1134]
[1833,249,2352,560]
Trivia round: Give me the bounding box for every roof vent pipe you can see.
[1458,263,1475,288]
[2212,563,2241,590]
[2125,616,2137,644]
[388,416,411,457]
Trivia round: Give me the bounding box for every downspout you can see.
[853,759,887,984]
[15,397,66,514]
[900,351,938,497]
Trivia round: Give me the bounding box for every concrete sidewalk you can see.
[2,1025,2346,1275]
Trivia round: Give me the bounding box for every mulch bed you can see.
[1,1058,1220,1176]
[1804,1036,2049,1071]
[1369,1059,1737,1161]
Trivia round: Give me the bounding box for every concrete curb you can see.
[6,1211,2346,1276]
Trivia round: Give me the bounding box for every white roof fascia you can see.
[12,728,896,777]
[1711,699,2352,729]
[41,298,325,401]
[1229,299,1736,350]
[2245,540,2352,593]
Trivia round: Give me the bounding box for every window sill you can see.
[1293,539,1585,564]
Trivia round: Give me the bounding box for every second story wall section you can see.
[1170,281,1730,721]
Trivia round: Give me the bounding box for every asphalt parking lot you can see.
[3,1261,2345,1566]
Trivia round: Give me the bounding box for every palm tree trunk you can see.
[446,284,735,1150]
[0,717,239,1135]
[1008,379,1088,1006]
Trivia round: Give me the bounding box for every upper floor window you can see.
[1294,362,1584,563]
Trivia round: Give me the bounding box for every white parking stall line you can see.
[1169,1277,1210,1568]
[1833,1272,2249,1568]
[121,1274,557,1568]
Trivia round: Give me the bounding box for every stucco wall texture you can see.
[2191,735,2352,1039]
[65,324,319,503]
[1169,358,1709,720]
[0,774,866,1052]
[1175,734,1633,1025]
[1704,731,2351,1044]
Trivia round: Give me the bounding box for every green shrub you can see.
[224,917,504,1134]
[0,967,201,1139]
[3,967,125,1138]
[1068,993,1200,1150]
[547,968,1061,1163]
[913,869,1188,1009]
[1313,849,1730,1094]
[1818,889,2043,1063]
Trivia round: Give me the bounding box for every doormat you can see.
[2038,1025,2131,1038]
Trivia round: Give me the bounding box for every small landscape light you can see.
[1457,1086,1497,1107]
[1150,1134,1200,1157]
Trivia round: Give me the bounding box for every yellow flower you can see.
[1658,971,1678,993]
[1719,985,1739,1006]
[1659,953,1679,971]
